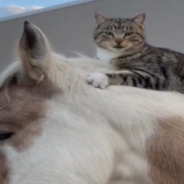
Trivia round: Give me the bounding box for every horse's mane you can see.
[0,52,106,89]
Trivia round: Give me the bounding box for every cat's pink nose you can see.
[114,39,123,44]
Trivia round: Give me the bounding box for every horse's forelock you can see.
[0,61,21,89]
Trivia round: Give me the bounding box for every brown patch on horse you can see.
[0,78,58,151]
[146,116,184,184]
[0,151,8,184]
[0,77,59,183]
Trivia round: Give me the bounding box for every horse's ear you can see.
[19,21,52,80]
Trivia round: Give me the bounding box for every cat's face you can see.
[94,12,146,53]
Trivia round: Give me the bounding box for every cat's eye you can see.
[104,32,114,37]
[125,32,134,36]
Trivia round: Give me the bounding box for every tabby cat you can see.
[87,12,184,93]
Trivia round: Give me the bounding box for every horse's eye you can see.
[10,76,18,85]
[125,32,134,36]
[0,131,13,141]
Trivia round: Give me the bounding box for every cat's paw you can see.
[87,72,109,89]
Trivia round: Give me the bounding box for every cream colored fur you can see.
[96,47,122,62]
[1,22,184,184]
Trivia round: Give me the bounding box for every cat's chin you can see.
[110,47,126,53]
[113,46,124,49]
[96,47,123,62]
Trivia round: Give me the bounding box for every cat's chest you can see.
[96,48,122,63]
[112,56,147,69]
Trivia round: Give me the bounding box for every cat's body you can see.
[96,43,184,92]
[87,12,184,93]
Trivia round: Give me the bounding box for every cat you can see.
[87,12,184,93]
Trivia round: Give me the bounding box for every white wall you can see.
[0,0,184,68]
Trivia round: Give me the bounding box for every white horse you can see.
[0,21,184,184]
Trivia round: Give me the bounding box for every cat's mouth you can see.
[113,46,123,49]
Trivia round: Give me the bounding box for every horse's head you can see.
[0,21,68,184]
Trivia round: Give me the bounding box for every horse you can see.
[0,21,184,184]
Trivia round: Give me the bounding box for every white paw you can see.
[87,72,109,89]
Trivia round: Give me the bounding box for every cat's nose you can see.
[114,39,123,45]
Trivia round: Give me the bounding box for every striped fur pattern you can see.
[91,12,184,93]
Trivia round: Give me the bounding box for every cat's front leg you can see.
[87,70,133,89]
[87,69,166,90]
[87,72,110,89]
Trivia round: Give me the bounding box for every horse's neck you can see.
[52,61,184,151]
[56,70,156,148]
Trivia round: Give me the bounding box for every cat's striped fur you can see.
[91,12,184,93]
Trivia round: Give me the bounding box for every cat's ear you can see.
[95,12,109,25]
[131,13,146,25]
